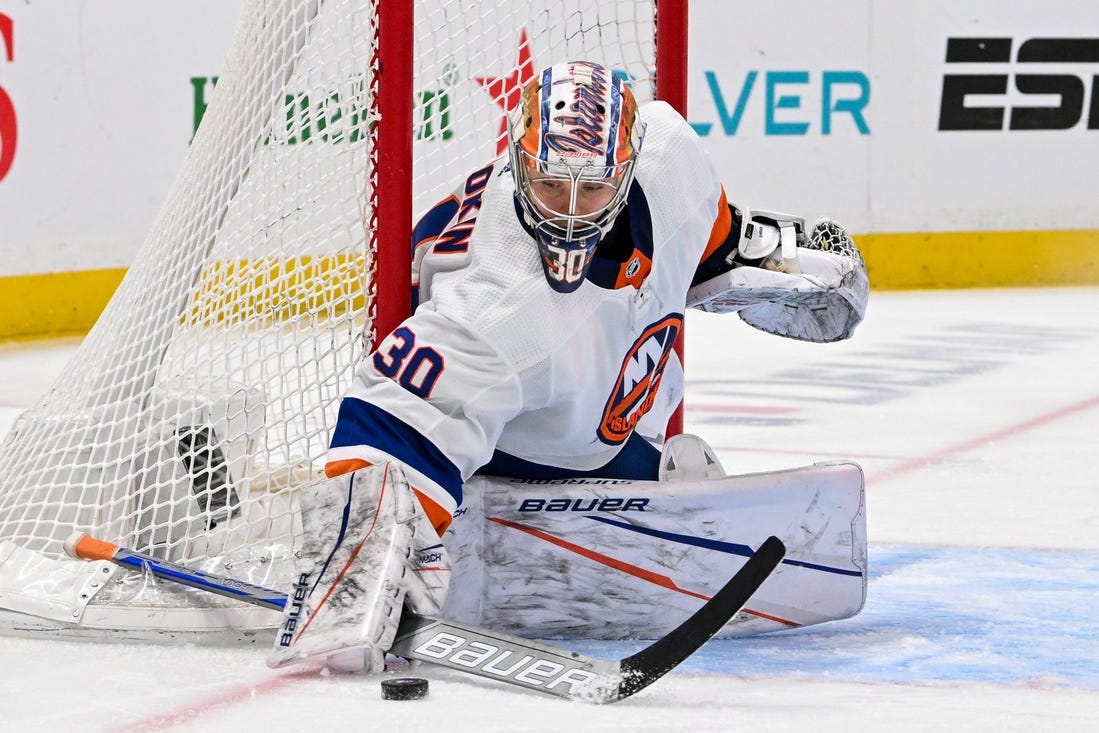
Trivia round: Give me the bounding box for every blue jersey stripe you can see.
[412,197,461,250]
[478,431,660,480]
[330,397,463,505]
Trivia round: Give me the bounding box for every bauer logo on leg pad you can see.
[516,497,650,512]
[277,572,312,647]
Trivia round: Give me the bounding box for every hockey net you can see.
[0,0,682,638]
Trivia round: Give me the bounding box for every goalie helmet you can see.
[508,61,645,293]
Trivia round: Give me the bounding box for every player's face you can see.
[527,172,621,223]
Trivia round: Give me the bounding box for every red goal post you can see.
[0,0,688,639]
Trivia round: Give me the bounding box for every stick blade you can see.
[610,535,787,702]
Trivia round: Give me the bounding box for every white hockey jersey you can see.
[326,102,865,525]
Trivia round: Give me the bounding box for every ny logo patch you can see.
[598,315,682,445]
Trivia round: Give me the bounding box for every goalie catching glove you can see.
[688,216,869,342]
[267,463,450,673]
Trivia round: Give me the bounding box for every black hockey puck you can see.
[381,677,429,701]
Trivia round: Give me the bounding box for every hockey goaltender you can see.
[269,60,870,676]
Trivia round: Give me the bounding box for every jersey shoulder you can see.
[635,101,719,197]
[633,102,726,268]
[413,158,512,307]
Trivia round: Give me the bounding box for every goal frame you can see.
[0,0,691,643]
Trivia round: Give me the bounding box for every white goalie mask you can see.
[508,61,645,293]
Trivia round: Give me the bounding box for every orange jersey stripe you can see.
[414,488,453,536]
[700,187,733,264]
[324,457,371,478]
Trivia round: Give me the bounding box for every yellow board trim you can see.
[2,229,1097,339]
[184,254,369,327]
[0,268,127,341]
[859,229,1099,290]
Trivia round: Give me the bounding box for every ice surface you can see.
[2,288,1097,732]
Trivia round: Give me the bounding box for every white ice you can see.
[1,288,1097,732]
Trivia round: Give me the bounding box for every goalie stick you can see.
[64,532,784,703]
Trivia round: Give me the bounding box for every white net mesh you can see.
[0,0,662,624]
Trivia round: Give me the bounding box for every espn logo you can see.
[939,37,1099,130]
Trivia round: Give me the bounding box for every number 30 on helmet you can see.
[508,61,645,293]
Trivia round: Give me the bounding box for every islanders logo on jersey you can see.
[598,314,682,445]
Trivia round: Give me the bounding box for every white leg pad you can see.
[267,464,448,671]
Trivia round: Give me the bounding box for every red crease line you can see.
[106,666,322,733]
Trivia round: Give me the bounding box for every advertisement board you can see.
[1,1,1097,336]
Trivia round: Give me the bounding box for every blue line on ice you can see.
[567,544,1099,688]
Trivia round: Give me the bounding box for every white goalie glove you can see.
[687,215,869,342]
[267,463,451,673]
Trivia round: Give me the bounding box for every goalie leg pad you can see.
[267,464,449,672]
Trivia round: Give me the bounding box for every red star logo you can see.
[474,28,536,154]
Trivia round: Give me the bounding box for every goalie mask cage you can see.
[0,0,686,639]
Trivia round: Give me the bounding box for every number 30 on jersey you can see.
[373,326,445,398]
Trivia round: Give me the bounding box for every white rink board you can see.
[2,0,1098,277]
[686,0,1099,231]
[0,2,237,275]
